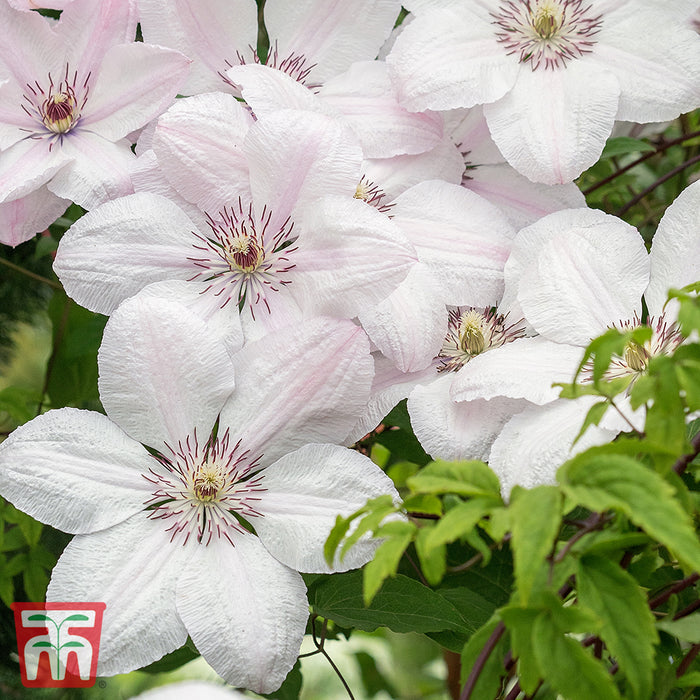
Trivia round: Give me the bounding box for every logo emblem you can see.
[12,602,106,687]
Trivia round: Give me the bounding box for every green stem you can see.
[0,257,62,290]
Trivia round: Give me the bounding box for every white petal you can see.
[81,42,190,141]
[0,188,67,247]
[46,132,135,208]
[265,0,402,84]
[47,514,190,676]
[245,110,363,233]
[465,163,586,230]
[53,192,199,315]
[152,92,254,213]
[98,295,235,451]
[488,398,618,498]
[391,180,514,306]
[449,337,583,405]
[408,374,529,462]
[292,196,417,318]
[503,208,649,345]
[484,59,620,184]
[318,60,444,158]
[220,317,373,464]
[386,6,518,111]
[359,263,447,373]
[646,179,700,317]
[256,443,399,573]
[0,408,153,533]
[177,532,308,694]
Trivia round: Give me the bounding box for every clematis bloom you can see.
[0,295,398,692]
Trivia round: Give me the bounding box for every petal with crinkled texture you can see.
[488,398,618,498]
[390,180,513,306]
[0,188,67,247]
[47,514,191,676]
[502,208,649,345]
[255,443,399,573]
[220,317,373,465]
[46,131,135,208]
[318,61,444,158]
[245,110,363,233]
[409,374,529,462]
[450,337,583,405]
[387,5,517,111]
[98,295,235,452]
[646,179,700,317]
[359,262,447,373]
[152,92,254,213]
[265,0,402,84]
[484,59,620,184]
[177,531,308,694]
[465,163,586,230]
[291,196,417,318]
[81,42,190,142]
[54,192,200,314]
[0,408,153,534]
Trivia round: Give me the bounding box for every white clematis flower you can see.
[0,295,398,693]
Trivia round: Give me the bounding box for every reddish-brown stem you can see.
[677,644,700,679]
[649,573,700,610]
[459,621,506,700]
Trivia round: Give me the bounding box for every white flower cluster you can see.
[1,0,700,692]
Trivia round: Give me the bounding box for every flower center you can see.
[21,65,89,142]
[354,176,394,214]
[604,314,684,383]
[144,430,266,546]
[437,306,526,372]
[492,0,603,70]
[188,200,297,317]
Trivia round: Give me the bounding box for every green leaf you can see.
[675,671,700,688]
[354,651,398,698]
[559,451,700,572]
[339,496,398,562]
[423,497,498,552]
[23,559,49,602]
[310,571,470,635]
[63,614,90,622]
[0,386,41,425]
[532,610,621,700]
[407,459,501,498]
[402,493,443,516]
[500,605,542,694]
[415,527,446,586]
[577,555,657,700]
[27,613,51,622]
[573,400,611,444]
[600,136,656,158]
[16,511,42,547]
[31,641,54,648]
[363,520,416,604]
[60,641,85,648]
[510,486,562,605]
[657,612,700,643]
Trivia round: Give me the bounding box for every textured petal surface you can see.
[54,192,199,314]
[391,180,514,306]
[0,408,153,533]
[0,188,67,247]
[503,208,649,344]
[98,295,235,451]
[449,337,583,405]
[489,398,618,498]
[177,532,308,694]
[153,92,254,213]
[256,443,399,573]
[484,60,620,184]
[245,110,363,232]
[47,514,191,676]
[220,317,373,464]
[359,263,447,373]
[408,375,529,462]
[646,179,700,317]
[81,42,190,141]
[387,5,518,110]
[292,196,417,318]
[265,0,402,84]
